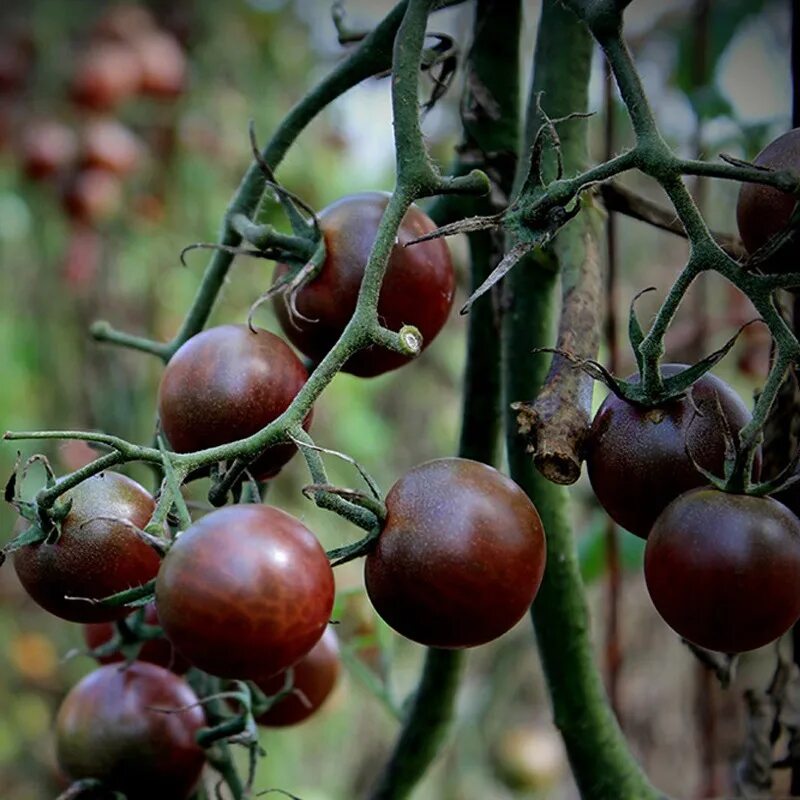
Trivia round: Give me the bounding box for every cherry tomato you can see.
[131,31,187,98]
[155,504,335,679]
[586,365,757,539]
[157,324,311,480]
[80,119,143,177]
[364,458,546,648]
[253,627,340,727]
[19,120,77,181]
[56,662,206,799]
[62,168,123,225]
[14,472,161,623]
[645,488,800,652]
[71,43,141,110]
[272,192,454,377]
[83,601,190,673]
[737,128,800,269]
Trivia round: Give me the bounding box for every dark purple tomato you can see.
[253,627,340,727]
[155,504,335,679]
[157,324,311,480]
[83,601,190,674]
[56,662,206,800]
[272,192,454,378]
[737,128,800,268]
[586,365,757,539]
[14,472,161,623]
[645,488,800,653]
[364,458,546,648]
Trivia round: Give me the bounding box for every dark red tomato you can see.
[158,324,311,480]
[364,458,546,648]
[737,128,800,268]
[645,488,800,653]
[272,192,454,378]
[586,365,756,539]
[83,601,190,674]
[155,504,335,679]
[19,120,77,181]
[131,31,187,98]
[14,472,161,623]
[253,627,340,727]
[80,119,143,177]
[62,168,123,225]
[56,662,206,800]
[92,4,156,43]
[71,44,141,110]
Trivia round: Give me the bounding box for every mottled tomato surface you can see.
[272,192,454,377]
[84,601,190,673]
[365,458,546,648]
[56,662,206,800]
[645,488,800,653]
[14,472,161,623]
[737,128,800,268]
[155,504,334,679]
[158,324,311,480]
[253,626,340,727]
[586,365,756,539]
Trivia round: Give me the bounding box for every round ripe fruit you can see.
[155,504,335,679]
[83,601,190,674]
[157,324,311,480]
[586,365,756,539]
[71,44,141,110]
[645,488,800,653]
[737,128,800,267]
[272,192,454,378]
[19,120,77,181]
[364,458,546,648]
[253,627,340,727]
[62,168,123,225]
[80,119,143,177]
[92,4,156,42]
[56,662,205,800]
[13,472,161,623]
[131,31,187,98]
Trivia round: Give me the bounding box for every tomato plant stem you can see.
[504,2,661,798]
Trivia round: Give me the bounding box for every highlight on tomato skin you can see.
[157,323,312,480]
[155,503,335,680]
[644,487,800,654]
[252,626,341,728]
[13,471,162,624]
[271,191,455,378]
[585,364,758,539]
[55,661,206,800]
[364,457,546,649]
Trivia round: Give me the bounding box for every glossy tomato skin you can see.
[83,601,190,674]
[272,192,454,377]
[365,458,546,648]
[645,488,800,653]
[737,128,800,268]
[586,365,756,539]
[56,662,206,800]
[158,324,311,480]
[254,627,340,727]
[155,504,335,679]
[14,472,161,623]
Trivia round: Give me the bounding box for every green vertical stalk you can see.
[368,2,521,798]
[503,2,660,798]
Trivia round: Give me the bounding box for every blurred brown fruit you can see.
[81,118,144,177]
[19,120,77,181]
[62,169,123,224]
[131,31,186,99]
[92,3,156,42]
[71,44,141,110]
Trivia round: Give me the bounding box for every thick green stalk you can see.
[503,2,660,798]
[367,2,521,798]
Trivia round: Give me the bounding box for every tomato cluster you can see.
[586,359,800,654]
